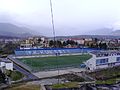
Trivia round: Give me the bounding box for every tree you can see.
[56,40,62,48]
[90,43,94,48]
[0,70,6,83]
[99,42,102,49]
[99,42,107,50]
[49,40,54,47]
[102,43,107,50]
[63,41,67,47]
[94,38,98,42]
[66,40,76,46]
[38,38,42,43]
[2,42,20,54]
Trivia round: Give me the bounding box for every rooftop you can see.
[91,50,120,57]
[0,58,12,63]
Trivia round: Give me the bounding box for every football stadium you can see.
[14,48,98,72]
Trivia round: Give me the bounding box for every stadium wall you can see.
[14,48,100,56]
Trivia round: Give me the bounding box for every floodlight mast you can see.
[50,0,56,44]
[49,0,60,84]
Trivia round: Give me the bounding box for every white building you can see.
[85,51,120,71]
[0,58,13,71]
[71,38,85,45]
[20,43,32,49]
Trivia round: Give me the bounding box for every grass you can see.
[11,71,24,81]
[88,66,120,80]
[17,54,92,71]
[51,82,79,89]
[88,66,120,85]
[6,84,40,90]
[6,70,24,81]
[96,78,120,85]
[53,74,85,82]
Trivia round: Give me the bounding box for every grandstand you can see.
[85,50,120,70]
[14,48,99,56]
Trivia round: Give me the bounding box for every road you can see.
[13,64,38,80]
[33,68,86,78]
[7,55,38,80]
[8,55,31,71]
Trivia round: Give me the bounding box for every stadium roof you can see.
[91,50,120,57]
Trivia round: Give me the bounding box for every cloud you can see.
[0,0,120,36]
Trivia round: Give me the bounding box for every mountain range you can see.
[87,28,120,36]
[0,23,120,38]
[0,23,36,38]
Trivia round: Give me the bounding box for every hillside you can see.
[111,30,120,36]
[0,23,34,37]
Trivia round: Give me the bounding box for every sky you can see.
[0,0,120,36]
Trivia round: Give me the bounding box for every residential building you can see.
[71,38,85,45]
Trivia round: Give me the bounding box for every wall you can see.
[5,62,13,71]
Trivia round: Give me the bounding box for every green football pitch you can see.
[17,54,92,71]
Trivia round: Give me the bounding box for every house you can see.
[85,50,120,70]
[0,58,13,71]
[71,38,85,45]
